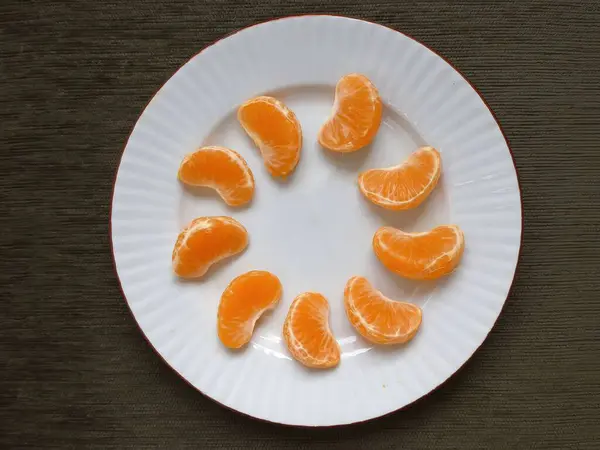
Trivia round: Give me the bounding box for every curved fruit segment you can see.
[344,276,422,345]
[218,271,282,349]
[237,96,302,178]
[373,225,465,280]
[283,292,341,369]
[359,146,441,210]
[172,216,248,278]
[318,73,382,152]
[178,146,255,207]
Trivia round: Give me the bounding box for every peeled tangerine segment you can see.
[218,271,282,349]
[178,146,254,207]
[318,73,382,152]
[373,225,465,280]
[172,217,248,278]
[359,146,441,210]
[237,96,302,178]
[283,292,341,369]
[344,276,422,344]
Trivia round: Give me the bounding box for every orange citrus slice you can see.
[172,216,248,278]
[358,146,441,210]
[238,96,302,178]
[178,146,254,207]
[318,73,382,152]
[344,276,422,345]
[373,225,465,280]
[283,292,340,369]
[218,270,282,349]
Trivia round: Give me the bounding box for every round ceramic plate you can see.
[111,16,522,426]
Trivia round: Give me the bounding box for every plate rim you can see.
[110,14,523,428]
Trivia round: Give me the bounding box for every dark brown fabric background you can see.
[2,0,599,448]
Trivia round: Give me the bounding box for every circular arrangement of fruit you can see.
[172,73,465,369]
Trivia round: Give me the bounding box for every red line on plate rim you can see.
[109,14,524,428]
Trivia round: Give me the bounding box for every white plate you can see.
[111,16,522,426]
